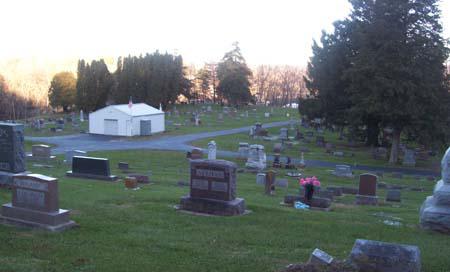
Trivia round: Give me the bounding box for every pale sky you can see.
[1,0,449,66]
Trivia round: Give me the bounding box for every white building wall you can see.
[89,105,165,136]
[131,113,165,136]
[89,107,130,136]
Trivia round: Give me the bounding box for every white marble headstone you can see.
[442,147,450,183]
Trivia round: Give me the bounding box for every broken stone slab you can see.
[308,248,334,266]
[349,239,421,272]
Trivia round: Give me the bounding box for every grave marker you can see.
[0,123,26,186]
[420,146,450,233]
[356,173,378,205]
[332,165,353,178]
[179,160,246,216]
[0,174,77,231]
[66,156,117,181]
[349,239,421,272]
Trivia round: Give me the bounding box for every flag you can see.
[128,96,133,109]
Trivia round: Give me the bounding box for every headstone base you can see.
[0,171,29,187]
[0,203,77,232]
[179,196,246,216]
[66,171,117,181]
[331,171,353,178]
[355,195,378,205]
[419,195,450,234]
[26,155,56,161]
[342,187,358,195]
[284,195,331,209]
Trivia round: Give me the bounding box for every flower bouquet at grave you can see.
[299,176,321,202]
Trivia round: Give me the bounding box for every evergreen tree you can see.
[113,52,191,109]
[305,0,449,163]
[217,42,253,105]
[76,59,114,112]
[345,0,449,163]
[304,20,353,132]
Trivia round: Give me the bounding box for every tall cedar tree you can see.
[217,43,253,105]
[76,59,114,112]
[113,52,191,109]
[304,0,449,163]
[345,0,449,163]
[303,20,354,135]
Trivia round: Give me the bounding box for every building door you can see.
[140,120,152,136]
[104,119,119,135]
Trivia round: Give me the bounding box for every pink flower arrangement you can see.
[299,176,321,187]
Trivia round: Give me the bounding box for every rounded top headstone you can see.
[442,147,450,183]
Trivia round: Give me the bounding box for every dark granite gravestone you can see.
[179,159,245,216]
[0,123,25,173]
[386,189,401,202]
[0,174,77,232]
[118,162,129,171]
[349,239,421,272]
[356,174,378,205]
[66,156,117,181]
[0,123,27,186]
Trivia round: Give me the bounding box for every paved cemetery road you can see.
[27,120,439,177]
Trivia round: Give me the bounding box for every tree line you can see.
[301,0,450,163]
[49,46,258,112]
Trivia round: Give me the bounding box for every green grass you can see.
[143,104,297,137]
[0,150,449,271]
[23,105,296,138]
[24,113,89,137]
[191,126,440,171]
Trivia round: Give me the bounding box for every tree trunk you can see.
[338,127,344,140]
[366,117,379,147]
[389,128,401,164]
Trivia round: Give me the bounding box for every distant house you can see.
[89,103,165,136]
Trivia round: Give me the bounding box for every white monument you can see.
[207,141,217,160]
[420,147,450,234]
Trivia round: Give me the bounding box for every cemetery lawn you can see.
[23,105,297,138]
[24,118,89,137]
[1,150,449,271]
[191,126,440,171]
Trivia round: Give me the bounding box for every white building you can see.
[89,103,165,136]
